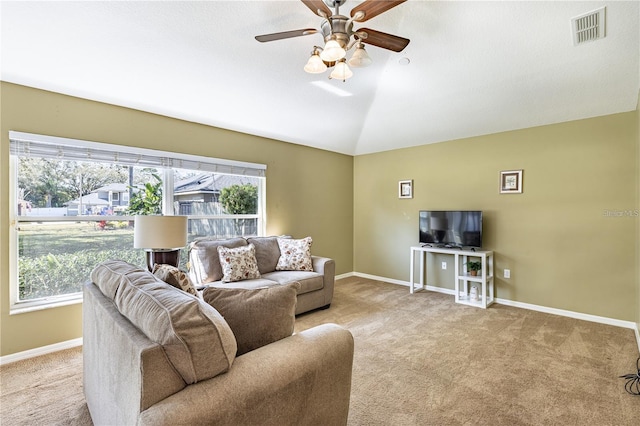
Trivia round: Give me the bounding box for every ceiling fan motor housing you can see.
[321,16,353,47]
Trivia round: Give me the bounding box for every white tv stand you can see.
[409,246,494,309]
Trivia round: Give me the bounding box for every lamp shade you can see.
[330,59,353,81]
[304,52,328,74]
[348,44,372,68]
[133,215,188,249]
[320,39,346,62]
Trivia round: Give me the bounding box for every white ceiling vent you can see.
[571,6,606,46]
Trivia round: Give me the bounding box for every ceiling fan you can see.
[255,0,410,81]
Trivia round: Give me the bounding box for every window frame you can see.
[8,132,266,314]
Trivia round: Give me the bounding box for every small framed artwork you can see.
[500,170,523,194]
[399,180,413,199]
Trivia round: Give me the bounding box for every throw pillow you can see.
[152,264,199,297]
[246,236,281,274]
[90,260,237,384]
[276,237,313,271]
[188,237,248,284]
[217,244,261,283]
[202,282,300,355]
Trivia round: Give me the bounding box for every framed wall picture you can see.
[500,170,523,194]
[399,180,413,199]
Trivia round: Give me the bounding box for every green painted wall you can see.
[354,112,638,322]
[2,80,638,357]
[0,82,354,356]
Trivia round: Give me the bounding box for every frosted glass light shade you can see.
[348,44,372,68]
[320,39,346,62]
[304,53,327,74]
[330,60,353,81]
[134,215,188,249]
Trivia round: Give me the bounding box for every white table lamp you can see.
[134,215,188,271]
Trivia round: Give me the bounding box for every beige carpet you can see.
[2,276,639,425]
[0,345,91,425]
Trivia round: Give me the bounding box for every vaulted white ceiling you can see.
[1,1,638,155]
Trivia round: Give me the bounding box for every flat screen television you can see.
[419,210,483,249]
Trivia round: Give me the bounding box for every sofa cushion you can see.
[188,237,247,284]
[217,244,261,283]
[209,278,280,290]
[276,237,313,271]
[261,271,324,295]
[202,283,299,355]
[246,236,281,274]
[152,264,199,297]
[91,260,237,384]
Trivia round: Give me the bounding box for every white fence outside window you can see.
[9,131,266,313]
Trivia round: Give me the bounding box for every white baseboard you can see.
[0,337,83,366]
[4,275,638,363]
[351,272,456,295]
[335,272,355,280]
[494,297,637,330]
[347,272,640,352]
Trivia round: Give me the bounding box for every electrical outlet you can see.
[441,262,447,270]
[504,269,511,279]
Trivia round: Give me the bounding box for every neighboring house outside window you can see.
[65,183,130,216]
[173,172,259,237]
[9,132,266,313]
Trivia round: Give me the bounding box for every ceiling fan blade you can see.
[301,0,332,18]
[350,0,407,22]
[255,29,319,43]
[358,28,410,52]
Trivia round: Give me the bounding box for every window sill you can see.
[10,294,83,315]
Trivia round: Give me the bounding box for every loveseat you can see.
[188,236,335,315]
[84,260,354,426]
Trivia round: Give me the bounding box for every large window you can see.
[9,132,266,313]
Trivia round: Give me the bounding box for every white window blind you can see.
[9,131,266,177]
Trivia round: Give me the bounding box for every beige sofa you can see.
[188,236,335,315]
[84,260,354,426]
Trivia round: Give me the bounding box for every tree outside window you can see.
[13,156,264,305]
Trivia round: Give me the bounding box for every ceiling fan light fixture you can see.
[320,39,346,62]
[330,59,353,81]
[255,0,411,83]
[304,49,328,74]
[348,43,372,68]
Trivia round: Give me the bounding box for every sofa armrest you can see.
[312,256,335,306]
[138,323,354,426]
[83,282,186,426]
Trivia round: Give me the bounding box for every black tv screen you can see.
[419,211,483,248]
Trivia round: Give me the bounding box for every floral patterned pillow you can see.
[152,264,199,297]
[276,237,313,271]
[217,244,261,283]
